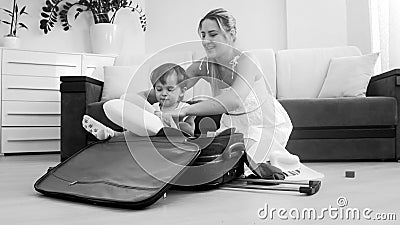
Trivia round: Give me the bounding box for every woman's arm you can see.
[183,54,258,116]
[184,62,203,90]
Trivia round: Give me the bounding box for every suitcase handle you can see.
[226,142,245,158]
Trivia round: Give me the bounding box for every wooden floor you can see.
[1,154,399,225]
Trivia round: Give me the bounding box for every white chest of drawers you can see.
[0,48,115,154]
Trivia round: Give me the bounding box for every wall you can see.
[346,0,372,54]
[145,0,288,57]
[0,0,376,60]
[286,0,348,49]
[286,0,373,53]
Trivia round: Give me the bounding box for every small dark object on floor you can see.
[345,170,355,178]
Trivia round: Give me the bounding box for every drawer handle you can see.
[7,112,60,116]
[7,61,77,68]
[86,66,98,69]
[7,87,59,91]
[8,138,60,142]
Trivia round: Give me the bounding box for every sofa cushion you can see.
[318,53,379,98]
[104,51,194,101]
[101,66,139,101]
[279,97,397,127]
[276,46,362,99]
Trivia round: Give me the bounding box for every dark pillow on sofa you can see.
[87,101,124,132]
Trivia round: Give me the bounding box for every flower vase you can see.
[90,23,119,54]
[3,36,21,49]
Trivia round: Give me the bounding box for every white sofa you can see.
[60,46,400,161]
[246,46,384,96]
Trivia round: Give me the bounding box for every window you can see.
[369,0,400,72]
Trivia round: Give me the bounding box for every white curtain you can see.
[370,0,400,73]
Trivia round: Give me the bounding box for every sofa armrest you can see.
[60,76,104,161]
[367,69,400,97]
[367,69,400,160]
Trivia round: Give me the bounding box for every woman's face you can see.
[199,19,234,59]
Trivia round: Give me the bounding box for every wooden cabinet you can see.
[0,48,115,154]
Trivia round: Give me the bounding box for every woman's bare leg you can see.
[244,123,300,177]
[243,138,257,176]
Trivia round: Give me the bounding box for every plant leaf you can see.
[42,6,51,13]
[50,13,57,21]
[39,19,48,29]
[18,23,28,29]
[20,6,27,15]
[1,8,13,15]
[41,12,49,18]
[74,12,81,20]
[39,0,62,34]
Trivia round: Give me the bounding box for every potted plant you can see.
[39,0,146,54]
[1,0,28,48]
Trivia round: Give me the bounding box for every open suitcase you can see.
[34,128,245,209]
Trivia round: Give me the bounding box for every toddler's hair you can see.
[150,63,188,88]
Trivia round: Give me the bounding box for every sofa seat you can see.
[279,96,397,161]
[280,97,397,128]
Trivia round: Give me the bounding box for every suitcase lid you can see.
[34,128,200,209]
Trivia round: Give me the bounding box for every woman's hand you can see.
[154,110,173,127]
[158,107,188,128]
[154,108,187,128]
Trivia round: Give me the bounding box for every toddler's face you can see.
[154,73,184,108]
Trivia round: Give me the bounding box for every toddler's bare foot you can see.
[82,115,114,140]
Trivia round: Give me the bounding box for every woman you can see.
[139,8,300,177]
